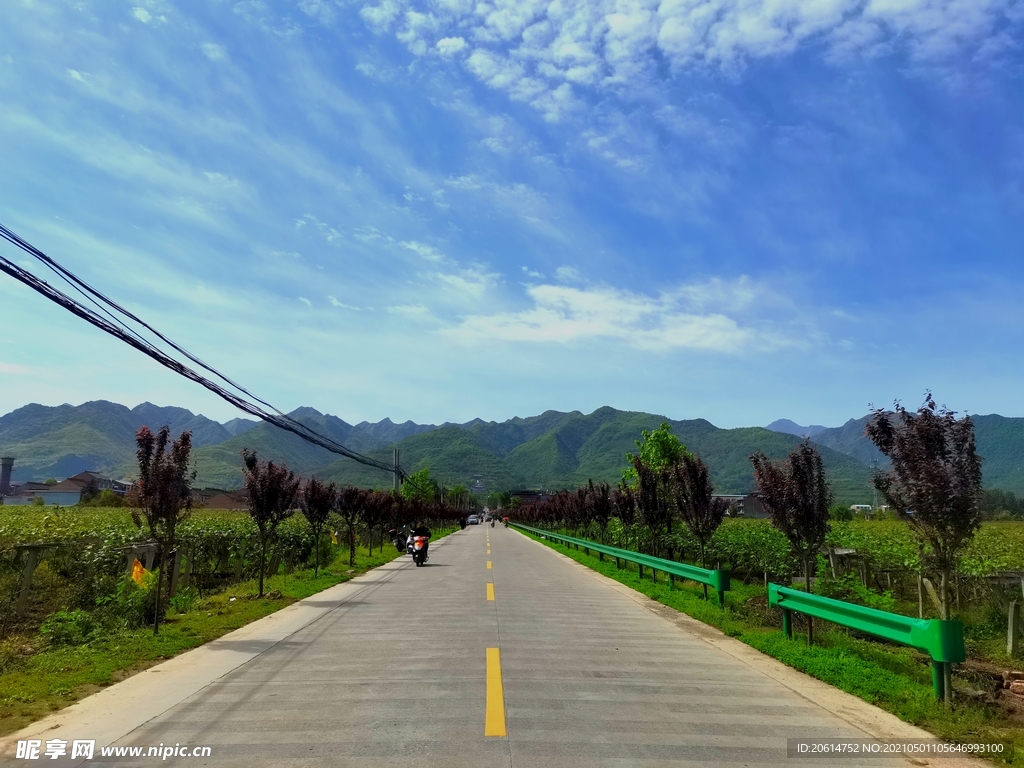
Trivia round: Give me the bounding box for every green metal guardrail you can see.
[768,583,965,699]
[512,524,730,606]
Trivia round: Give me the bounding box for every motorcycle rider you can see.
[412,523,431,561]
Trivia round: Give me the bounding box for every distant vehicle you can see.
[467,515,479,525]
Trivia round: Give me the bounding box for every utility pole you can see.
[393,448,400,493]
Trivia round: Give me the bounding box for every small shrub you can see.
[312,535,335,570]
[830,504,854,522]
[814,559,896,613]
[39,609,97,647]
[96,574,159,630]
[168,586,200,614]
[79,489,126,508]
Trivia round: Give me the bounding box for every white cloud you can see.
[67,69,88,83]
[362,0,1023,122]
[201,43,226,61]
[437,36,468,57]
[400,240,445,262]
[432,264,499,297]
[360,0,402,31]
[204,171,239,188]
[480,136,507,153]
[132,7,152,23]
[522,266,545,278]
[0,362,32,375]
[299,296,313,306]
[554,266,581,283]
[387,304,431,314]
[299,0,335,25]
[328,296,368,309]
[442,279,787,352]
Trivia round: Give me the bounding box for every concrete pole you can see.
[17,549,39,612]
[393,449,400,493]
[1009,601,1021,658]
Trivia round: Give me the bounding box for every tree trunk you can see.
[941,567,952,704]
[258,533,267,598]
[314,527,320,578]
[152,545,163,636]
[700,541,708,601]
[805,554,814,645]
[348,522,356,567]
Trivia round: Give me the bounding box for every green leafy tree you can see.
[448,483,469,511]
[750,439,833,643]
[300,477,337,577]
[622,422,691,487]
[980,489,1023,520]
[402,468,438,502]
[241,449,301,598]
[129,425,195,635]
[829,504,853,522]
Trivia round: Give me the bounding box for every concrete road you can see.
[2,525,973,767]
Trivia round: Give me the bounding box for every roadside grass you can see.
[523,531,1023,765]
[0,541,412,738]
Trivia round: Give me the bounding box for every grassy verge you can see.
[0,532,450,738]
[523,530,1023,765]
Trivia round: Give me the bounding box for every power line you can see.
[0,223,409,482]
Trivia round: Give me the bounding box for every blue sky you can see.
[1,0,1022,430]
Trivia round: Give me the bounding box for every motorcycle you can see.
[503,518,509,528]
[389,527,409,553]
[410,535,429,566]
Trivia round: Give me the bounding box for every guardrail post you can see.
[638,563,643,579]
[669,573,675,590]
[931,660,945,701]
[782,608,792,639]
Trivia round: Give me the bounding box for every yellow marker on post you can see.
[485,648,507,737]
[486,583,495,600]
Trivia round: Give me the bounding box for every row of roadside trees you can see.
[511,394,984,637]
[128,426,462,634]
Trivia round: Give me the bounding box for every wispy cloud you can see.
[363,0,1023,123]
[442,278,794,353]
[201,43,227,61]
[0,362,33,375]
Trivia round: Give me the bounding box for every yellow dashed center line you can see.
[485,647,506,737]
[486,582,495,601]
[487,561,492,569]
[487,549,491,555]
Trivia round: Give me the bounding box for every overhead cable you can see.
[0,224,407,480]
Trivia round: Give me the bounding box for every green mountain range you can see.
[2,401,1022,505]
